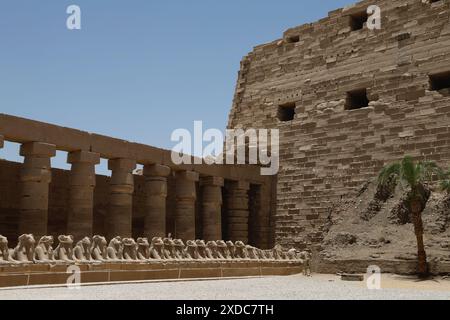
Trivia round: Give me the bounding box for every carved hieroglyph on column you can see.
[107,158,136,239]
[175,171,199,241]
[18,142,56,237]
[143,164,171,238]
[227,181,250,244]
[67,151,100,241]
[200,176,224,242]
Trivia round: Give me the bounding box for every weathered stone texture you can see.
[227,0,450,248]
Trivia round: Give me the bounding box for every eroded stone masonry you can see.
[228,0,450,249]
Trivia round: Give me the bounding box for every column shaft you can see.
[67,151,100,241]
[200,176,224,241]
[143,164,170,238]
[226,181,250,243]
[19,142,56,238]
[107,158,136,239]
[175,171,199,241]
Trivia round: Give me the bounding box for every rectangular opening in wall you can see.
[429,71,450,94]
[346,88,370,110]
[349,10,368,31]
[286,35,300,43]
[277,102,296,122]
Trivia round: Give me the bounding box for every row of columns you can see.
[0,139,254,243]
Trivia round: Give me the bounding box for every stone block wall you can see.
[227,0,450,248]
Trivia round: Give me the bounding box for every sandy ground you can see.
[0,274,449,300]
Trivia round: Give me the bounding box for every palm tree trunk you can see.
[411,199,428,277]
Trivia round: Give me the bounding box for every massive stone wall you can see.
[228,0,450,248]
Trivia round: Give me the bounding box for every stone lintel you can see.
[200,176,225,187]
[143,164,171,177]
[176,170,199,182]
[108,158,137,172]
[20,142,56,158]
[68,150,101,164]
[230,181,250,191]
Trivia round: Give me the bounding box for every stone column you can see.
[226,181,250,243]
[18,142,56,237]
[200,176,224,241]
[175,171,199,241]
[67,151,100,241]
[107,158,136,239]
[143,164,171,238]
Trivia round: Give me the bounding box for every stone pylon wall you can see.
[227,0,450,248]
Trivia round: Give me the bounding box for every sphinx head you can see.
[38,235,54,247]
[195,240,206,248]
[235,241,246,249]
[151,237,164,248]
[173,239,185,249]
[206,241,218,249]
[18,234,36,248]
[58,235,74,246]
[122,238,136,248]
[216,240,227,248]
[226,241,235,249]
[163,238,175,248]
[92,235,107,248]
[0,235,8,251]
[137,238,150,248]
[186,240,197,248]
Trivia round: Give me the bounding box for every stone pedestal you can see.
[143,164,171,238]
[67,151,100,241]
[18,142,56,237]
[107,158,136,239]
[175,171,199,241]
[226,181,250,243]
[200,176,224,241]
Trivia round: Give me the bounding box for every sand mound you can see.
[321,180,450,263]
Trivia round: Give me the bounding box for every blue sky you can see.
[0,0,353,173]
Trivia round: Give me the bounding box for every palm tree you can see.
[378,156,443,278]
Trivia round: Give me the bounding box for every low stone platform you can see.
[0,260,303,288]
[315,258,450,276]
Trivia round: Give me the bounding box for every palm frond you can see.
[441,180,450,194]
[419,161,444,181]
[378,162,400,187]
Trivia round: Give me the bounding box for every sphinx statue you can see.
[12,234,36,263]
[245,245,260,260]
[226,241,236,259]
[184,240,199,259]
[195,240,209,259]
[53,235,74,262]
[0,235,17,264]
[149,237,165,260]
[122,238,138,261]
[272,244,288,260]
[107,236,123,261]
[163,238,176,260]
[91,235,108,261]
[34,236,55,263]
[234,241,249,259]
[298,250,312,276]
[173,239,186,259]
[217,240,232,259]
[73,237,93,262]
[136,238,150,260]
[206,241,223,259]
